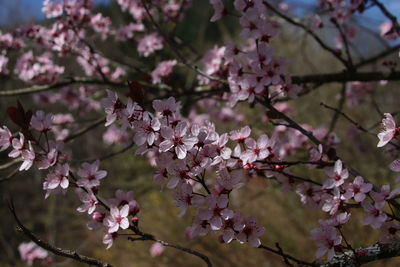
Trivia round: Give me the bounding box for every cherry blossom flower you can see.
[20,141,35,171]
[370,184,400,204]
[0,126,12,151]
[390,159,400,172]
[8,133,26,159]
[151,59,177,84]
[137,32,163,57]
[379,221,400,243]
[109,190,140,216]
[31,110,53,132]
[241,134,272,163]
[296,183,322,208]
[236,216,265,247]
[77,190,98,214]
[133,112,160,146]
[159,122,197,159]
[216,168,244,193]
[377,113,399,147]
[105,204,130,233]
[103,232,118,249]
[43,163,70,191]
[153,97,179,117]
[323,160,349,189]
[230,126,251,144]
[102,90,126,127]
[18,241,49,266]
[77,160,107,188]
[322,188,344,215]
[361,201,387,229]
[220,211,245,243]
[342,176,372,202]
[173,183,195,217]
[210,0,226,22]
[311,226,342,260]
[197,194,234,230]
[150,242,165,257]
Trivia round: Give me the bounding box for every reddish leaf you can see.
[6,101,33,139]
[126,81,146,106]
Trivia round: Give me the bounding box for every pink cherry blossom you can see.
[109,190,140,216]
[361,201,387,229]
[153,97,179,117]
[151,59,177,84]
[150,242,165,257]
[173,183,195,217]
[323,160,349,189]
[240,134,272,163]
[377,113,399,147]
[18,241,49,266]
[370,184,400,203]
[342,176,372,202]
[236,216,265,247]
[43,163,70,191]
[137,32,163,57]
[77,190,98,214]
[31,110,53,132]
[311,226,342,260]
[105,204,130,233]
[77,160,107,188]
[0,126,12,151]
[102,89,126,127]
[103,232,118,249]
[390,159,400,172]
[210,0,226,22]
[159,122,197,159]
[197,194,233,230]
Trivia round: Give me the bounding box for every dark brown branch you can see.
[291,71,400,85]
[320,241,400,267]
[0,77,124,96]
[259,244,316,266]
[355,44,400,68]
[262,0,351,69]
[64,117,106,143]
[371,0,400,35]
[128,235,213,267]
[9,201,113,267]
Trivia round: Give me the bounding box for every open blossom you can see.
[210,0,226,22]
[77,160,107,188]
[9,133,35,171]
[109,190,140,216]
[342,176,372,202]
[379,221,400,243]
[220,211,245,243]
[323,160,348,189]
[105,204,130,233]
[103,232,118,249]
[43,163,70,191]
[102,89,126,126]
[173,183,193,216]
[18,241,49,266]
[370,184,400,203]
[133,112,160,146]
[159,122,197,159]
[361,201,387,229]
[153,97,179,117]
[31,110,53,132]
[137,32,163,57]
[236,216,265,247]
[240,134,272,163]
[197,194,234,230]
[77,190,98,214]
[151,59,177,84]
[390,159,400,172]
[0,126,12,151]
[216,168,244,193]
[311,226,342,260]
[377,113,399,147]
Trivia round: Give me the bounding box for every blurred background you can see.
[1,0,400,266]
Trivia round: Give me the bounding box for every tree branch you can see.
[320,240,400,267]
[9,200,113,267]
